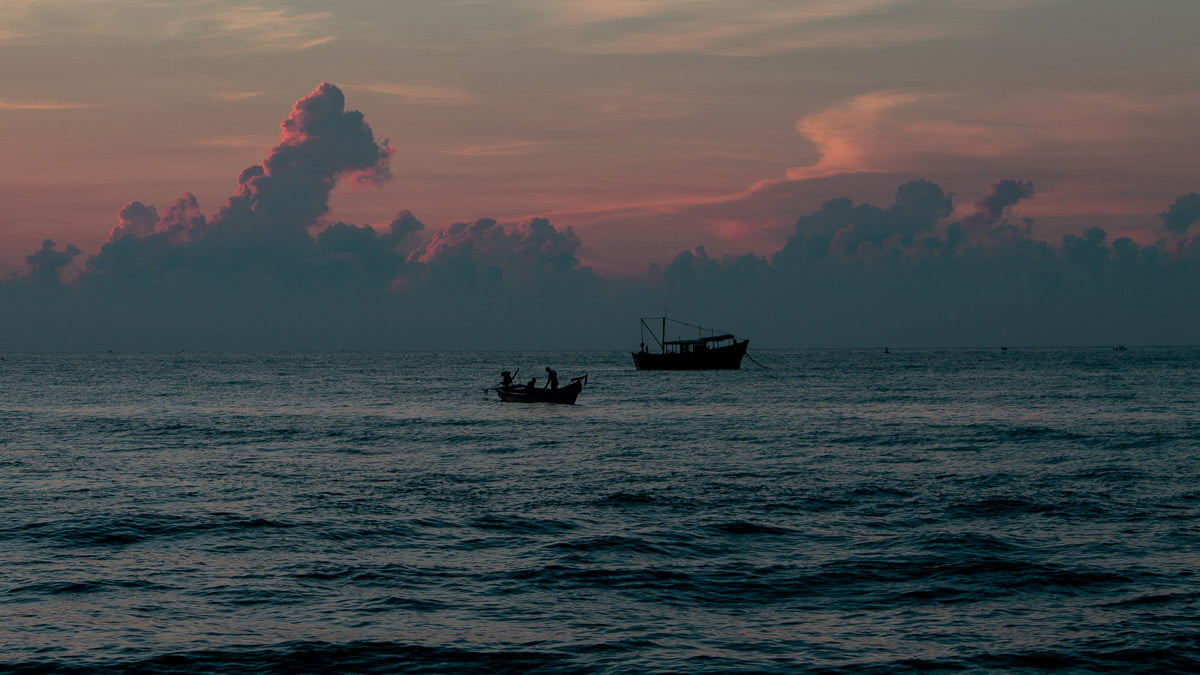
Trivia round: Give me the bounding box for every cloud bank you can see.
[3,83,1199,351]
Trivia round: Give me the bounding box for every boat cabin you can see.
[662,333,738,354]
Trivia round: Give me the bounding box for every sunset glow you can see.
[2,1,1200,349]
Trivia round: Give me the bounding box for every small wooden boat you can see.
[495,374,588,404]
[632,317,748,370]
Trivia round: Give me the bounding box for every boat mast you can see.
[661,317,666,354]
[640,317,666,351]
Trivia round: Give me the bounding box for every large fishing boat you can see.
[632,317,749,370]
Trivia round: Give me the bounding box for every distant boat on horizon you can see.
[632,316,749,370]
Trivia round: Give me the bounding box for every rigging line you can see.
[641,316,729,335]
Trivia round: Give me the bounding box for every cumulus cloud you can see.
[409,216,587,288]
[4,81,1200,351]
[649,179,1200,348]
[105,194,208,245]
[784,89,1200,226]
[108,201,159,241]
[83,82,393,286]
[772,178,953,265]
[311,210,427,288]
[0,82,618,349]
[965,178,1035,227]
[18,82,589,303]
[1159,192,1200,233]
[22,240,80,286]
[548,87,1200,273]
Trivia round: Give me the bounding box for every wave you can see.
[1101,590,1200,608]
[8,512,297,548]
[546,534,674,555]
[941,494,1114,520]
[2,640,573,674]
[817,641,1200,674]
[708,521,795,536]
[469,514,578,535]
[7,578,173,597]
[5,349,1199,672]
[5,636,1197,674]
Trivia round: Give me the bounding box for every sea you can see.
[2,348,1198,674]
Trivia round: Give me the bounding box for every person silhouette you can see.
[545,367,559,390]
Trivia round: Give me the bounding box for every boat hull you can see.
[632,340,749,370]
[495,379,583,404]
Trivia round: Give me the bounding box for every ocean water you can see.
[2,348,1198,673]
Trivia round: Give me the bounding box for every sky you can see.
[3,0,1200,350]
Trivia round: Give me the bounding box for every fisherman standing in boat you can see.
[500,371,514,387]
[545,367,559,390]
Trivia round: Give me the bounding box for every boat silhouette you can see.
[632,316,749,370]
[494,375,588,404]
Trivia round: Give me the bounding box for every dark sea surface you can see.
[2,348,1199,674]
